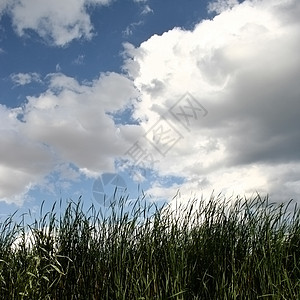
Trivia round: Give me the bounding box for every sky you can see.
[0,0,300,217]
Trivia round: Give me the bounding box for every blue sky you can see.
[1,0,300,218]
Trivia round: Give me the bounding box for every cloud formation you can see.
[141,5,153,15]
[0,0,10,16]
[10,72,42,86]
[0,72,142,204]
[1,0,113,46]
[208,0,239,14]
[123,0,300,203]
[1,0,300,206]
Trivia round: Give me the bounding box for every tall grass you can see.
[0,194,299,299]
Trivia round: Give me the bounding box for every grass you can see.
[0,194,299,299]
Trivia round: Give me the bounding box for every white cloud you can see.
[123,0,153,36]
[10,72,42,86]
[0,72,143,204]
[22,72,141,172]
[141,5,153,15]
[0,104,54,205]
[4,0,114,46]
[208,0,239,14]
[123,0,300,204]
[0,0,11,16]
[2,0,300,207]
[123,21,144,37]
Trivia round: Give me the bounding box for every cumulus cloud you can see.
[2,0,300,206]
[2,0,113,46]
[22,73,141,172]
[0,104,54,205]
[0,72,143,204]
[123,0,300,204]
[10,72,42,86]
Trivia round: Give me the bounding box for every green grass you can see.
[0,194,299,299]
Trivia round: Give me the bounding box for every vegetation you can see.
[0,194,299,299]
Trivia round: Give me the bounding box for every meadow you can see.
[0,193,299,299]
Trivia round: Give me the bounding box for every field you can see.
[0,194,299,299]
